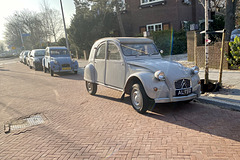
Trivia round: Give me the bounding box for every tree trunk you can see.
[116,9,126,37]
[225,0,238,41]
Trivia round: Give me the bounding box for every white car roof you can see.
[96,37,154,44]
[46,46,67,50]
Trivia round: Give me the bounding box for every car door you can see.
[105,41,125,89]
[94,42,106,84]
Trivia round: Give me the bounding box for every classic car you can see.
[29,49,45,70]
[42,46,78,76]
[84,37,201,113]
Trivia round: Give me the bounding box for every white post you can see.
[204,0,209,84]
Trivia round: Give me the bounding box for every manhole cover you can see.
[4,114,45,133]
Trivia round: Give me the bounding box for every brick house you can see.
[121,0,205,36]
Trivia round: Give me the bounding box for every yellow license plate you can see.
[62,67,71,70]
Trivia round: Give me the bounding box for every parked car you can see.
[84,37,201,113]
[29,49,45,70]
[230,29,240,42]
[26,51,31,66]
[22,50,30,64]
[19,52,23,62]
[42,46,79,76]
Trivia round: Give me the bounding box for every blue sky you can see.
[0,0,75,41]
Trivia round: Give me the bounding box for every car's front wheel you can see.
[43,66,46,73]
[130,83,154,114]
[86,81,97,95]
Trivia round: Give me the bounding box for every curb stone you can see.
[197,96,240,111]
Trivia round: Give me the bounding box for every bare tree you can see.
[40,0,63,43]
[4,10,45,49]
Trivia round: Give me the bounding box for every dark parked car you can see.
[29,49,45,70]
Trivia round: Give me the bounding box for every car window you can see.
[35,50,45,57]
[121,43,159,56]
[95,44,105,59]
[107,43,121,60]
[50,49,69,56]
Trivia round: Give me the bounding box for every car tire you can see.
[29,65,32,69]
[43,66,46,73]
[130,83,154,114]
[50,67,54,76]
[86,81,97,95]
[74,71,78,74]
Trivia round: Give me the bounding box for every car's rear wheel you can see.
[74,71,78,74]
[50,67,54,76]
[86,81,97,95]
[29,65,32,69]
[130,83,154,114]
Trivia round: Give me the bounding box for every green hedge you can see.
[152,30,187,56]
[226,36,240,69]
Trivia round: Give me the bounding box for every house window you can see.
[146,23,162,32]
[141,0,164,5]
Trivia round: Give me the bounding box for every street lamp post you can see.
[18,29,24,50]
[60,0,70,51]
[204,0,209,85]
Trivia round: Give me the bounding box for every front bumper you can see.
[52,68,78,73]
[155,93,198,103]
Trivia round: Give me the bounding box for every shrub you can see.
[152,30,187,56]
[227,36,240,69]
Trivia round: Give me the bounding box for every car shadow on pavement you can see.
[54,72,84,80]
[0,68,10,71]
[87,87,240,142]
[53,68,84,80]
[145,102,240,142]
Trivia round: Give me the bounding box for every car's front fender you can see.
[72,61,79,69]
[84,63,96,83]
[125,72,169,99]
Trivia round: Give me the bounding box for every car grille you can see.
[62,64,70,68]
[175,79,191,89]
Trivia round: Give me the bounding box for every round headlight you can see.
[154,70,165,81]
[54,60,58,65]
[191,66,199,75]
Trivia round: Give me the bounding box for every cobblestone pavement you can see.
[0,59,240,160]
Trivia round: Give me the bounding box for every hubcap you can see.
[87,82,92,91]
[131,88,142,110]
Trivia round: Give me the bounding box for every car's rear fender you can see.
[84,63,96,83]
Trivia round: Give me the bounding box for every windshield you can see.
[35,50,45,57]
[50,49,69,56]
[121,43,160,56]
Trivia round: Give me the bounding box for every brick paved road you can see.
[0,59,240,160]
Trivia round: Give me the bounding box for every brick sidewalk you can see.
[0,61,240,159]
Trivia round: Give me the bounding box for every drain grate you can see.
[4,114,45,133]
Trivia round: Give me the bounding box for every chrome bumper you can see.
[154,93,198,103]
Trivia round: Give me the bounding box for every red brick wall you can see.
[121,0,204,36]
